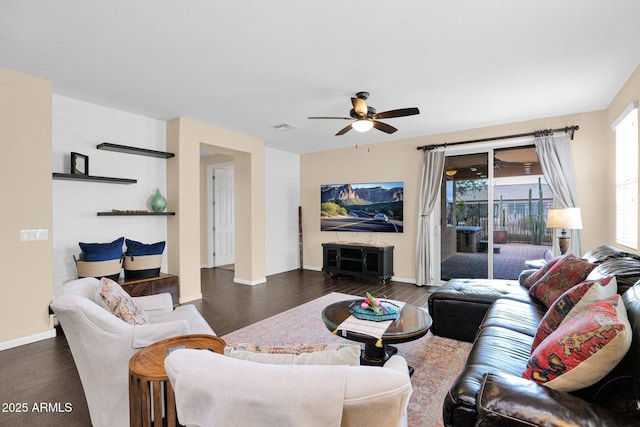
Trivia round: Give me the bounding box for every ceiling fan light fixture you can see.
[352,119,374,132]
[308,92,418,135]
[445,169,457,176]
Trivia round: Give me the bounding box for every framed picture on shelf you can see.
[71,152,89,175]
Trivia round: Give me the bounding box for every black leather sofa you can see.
[428,246,640,427]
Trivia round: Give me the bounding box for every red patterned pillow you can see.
[99,277,149,325]
[528,255,596,307]
[523,295,631,392]
[531,276,617,351]
[523,255,563,289]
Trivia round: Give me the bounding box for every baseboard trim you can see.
[302,266,415,285]
[234,277,267,286]
[391,276,416,284]
[179,293,203,304]
[0,329,57,351]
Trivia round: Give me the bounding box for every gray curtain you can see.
[535,134,582,255]
[416,149,445,286]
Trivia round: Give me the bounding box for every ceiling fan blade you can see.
[351,97,368,117]
[335,123,353,136]
[373,107,420,120]
[372,120,397,134]
[308,116,353,120]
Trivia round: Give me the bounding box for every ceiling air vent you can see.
[273,122,298,131]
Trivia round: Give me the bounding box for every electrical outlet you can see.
[20,229,49,242]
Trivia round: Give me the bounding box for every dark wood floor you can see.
[0,268,434,426]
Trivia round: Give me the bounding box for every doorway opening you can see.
[206,162,235,270]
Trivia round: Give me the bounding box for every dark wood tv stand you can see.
[322,242,394,284]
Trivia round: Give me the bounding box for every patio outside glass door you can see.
[439,145,552,282]
[491,147,552,278]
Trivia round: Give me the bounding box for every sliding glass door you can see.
[439,144,552,282]
[491,146,552,278]
[440,153,489,280]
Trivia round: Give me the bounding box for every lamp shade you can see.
[547,208,583,230]
[352,119,374,132]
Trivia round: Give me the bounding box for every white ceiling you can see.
[2,1,640,154]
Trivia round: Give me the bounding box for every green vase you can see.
[151,189,167,212]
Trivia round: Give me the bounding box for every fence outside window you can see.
[454,199,554,245]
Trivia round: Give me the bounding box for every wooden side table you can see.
[120,273,180,307]
[129,334,226,427]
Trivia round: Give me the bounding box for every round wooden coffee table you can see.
[322,299,432,370]
[129,334,226,427]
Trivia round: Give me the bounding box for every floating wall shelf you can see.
[97,211,175,216]
[97,142,175,159]
[52,173,137,184]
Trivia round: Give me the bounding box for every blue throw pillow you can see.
[79,237,124,262]
[125,239,166,256]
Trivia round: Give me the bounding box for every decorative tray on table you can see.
[350,300,400,322]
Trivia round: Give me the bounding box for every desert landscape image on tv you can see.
[320,182,403,233]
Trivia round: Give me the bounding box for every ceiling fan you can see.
[308,91,420,136]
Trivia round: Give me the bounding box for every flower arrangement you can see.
[360,291,383,315]
[349,292,399,322]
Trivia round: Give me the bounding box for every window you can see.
[613,101,638,249]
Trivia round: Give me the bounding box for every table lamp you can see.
[546,208,583,255]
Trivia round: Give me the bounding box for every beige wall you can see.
[301,142,423,282]
[301,108,615,283]
[0,69,54,346]
[167,117,265,302]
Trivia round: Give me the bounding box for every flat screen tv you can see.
[320,182,403,233]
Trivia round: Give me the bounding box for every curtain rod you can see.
[416,125,579,151]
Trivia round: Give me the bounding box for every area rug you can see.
[222,292,472,427]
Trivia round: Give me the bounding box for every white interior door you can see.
[214,168,235,266]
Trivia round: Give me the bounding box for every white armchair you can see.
[50,277,215,427]
[165,349,413,427]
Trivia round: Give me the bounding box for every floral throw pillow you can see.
[523,294,631,392]
[523,255,563,289]
[99,277,149,325]
[531,276,617,351]
[528,255,596,308]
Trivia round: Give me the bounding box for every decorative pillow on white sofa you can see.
[224,343,361,366]
[99,277,149,325]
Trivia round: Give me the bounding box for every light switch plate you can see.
[20,229,49,242]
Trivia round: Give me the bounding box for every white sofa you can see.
[165,348,413,427]
[50,277,215,427]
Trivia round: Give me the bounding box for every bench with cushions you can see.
[428,245,640,427]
